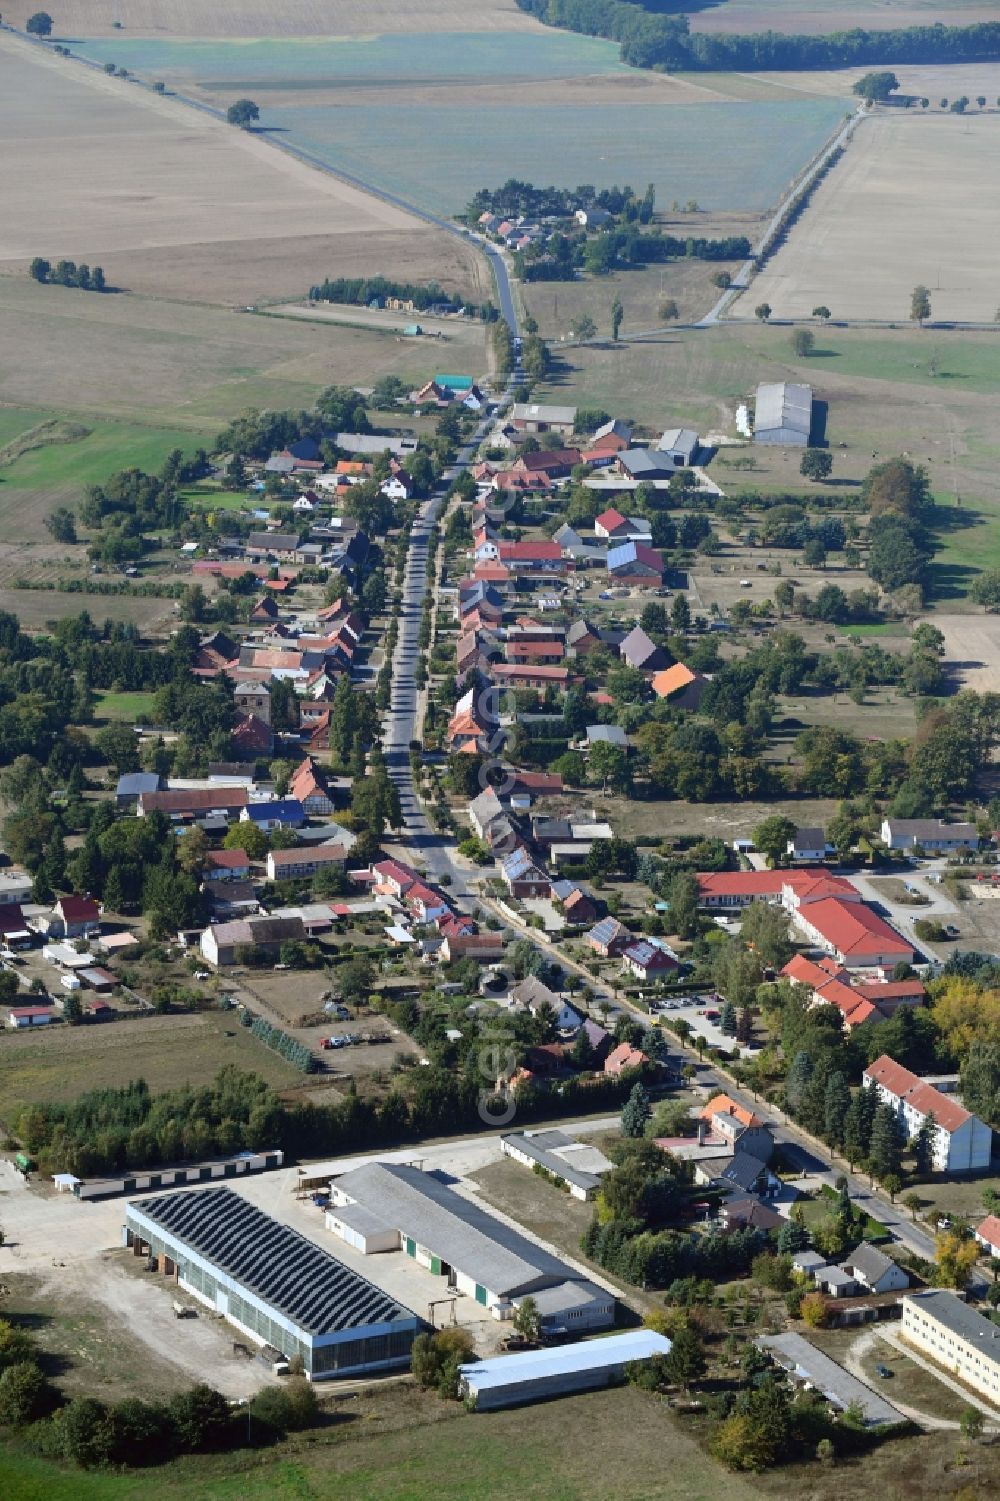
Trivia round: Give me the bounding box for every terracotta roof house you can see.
[699,1093,763,1131]
[206,849,252,881]
[974,1214,1000,1257]
[289,758,336,815]
[232,713,274,757]
[510,449,581,480]
[651,663,709,712]
[863,1054,992,1171]
[604,1042,649,1075]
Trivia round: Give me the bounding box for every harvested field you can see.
[691,0,999,34]
[0,278,454,428]
[0,1009,301,1120]
[0,31,485,306]
[923,613,1000,692]
[68,34,848,216]
[739,112,1000,321]
[46,0,535,38]
[0,589,178,631]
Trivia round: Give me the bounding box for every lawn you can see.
[0,406,50,449]
[1,1386,762,1501]
[180,483,255,514]
[0,420,209,492]
[0,1009,301,1119]
[93,690,157,721]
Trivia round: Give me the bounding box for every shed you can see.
[459,1330,671,1411]
[324,1202,401,1255]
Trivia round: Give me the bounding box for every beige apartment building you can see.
[900,1290,1000,1405]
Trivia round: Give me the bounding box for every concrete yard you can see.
[0,1123,624,1377]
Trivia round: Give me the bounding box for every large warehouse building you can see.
[327,1163,615,1334]
[124,1188,421,1380]
[459,1330,672,1410]
[753,381,813,445]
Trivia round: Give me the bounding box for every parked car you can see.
[875,1365,893,1380]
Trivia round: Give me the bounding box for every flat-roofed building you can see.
[123,1187,420,1379]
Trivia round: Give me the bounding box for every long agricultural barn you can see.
[327,1163,615,1333]
[459,1330,672,1411]
[753,381,813,445]
[123,1188,421,1379]
[64,1148,284,1202]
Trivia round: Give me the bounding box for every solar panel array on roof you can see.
[127,1188,413,1337]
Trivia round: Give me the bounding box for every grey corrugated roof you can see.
[760,1332,905,1425]
[755,382,812,436]
[334,1164,588,1298]
[126,1188,414,1336]
[904,1290,1000,1363]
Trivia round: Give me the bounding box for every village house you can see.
[607,541,664,588]
[880,818,979,853]
[604,1041,649,1075]
[200,914,306,967]
[621,941,677,983]
[509,976,582,1033]
[205,849,252,882]
[265,845,348,882]
[618,625,669,675]
[586,916,631,957]
[501,848,551,899]
[650,663,708,712]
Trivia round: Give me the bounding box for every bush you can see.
[0,1360,57,1426]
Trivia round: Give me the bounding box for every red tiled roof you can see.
[595,507,628,531]
[498,541,563,562]
[505,640,566,659]
[58,896,99,921]
[799,896,912,960]
[864,1054,971,1132]
[699,1093,762,1129]
[976,1214,1000,1250]
[207,850,250,869]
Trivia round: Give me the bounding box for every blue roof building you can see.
[241,799,305,830]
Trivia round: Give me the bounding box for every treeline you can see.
[468,178,655,221]
[516,1,1000,72]
[0,1311,319,1469]
[29,258,107,292]
[307,275,497,320]
[15,1064,648,1178]
[517,226,751,281]
[216,384,370,462]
